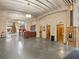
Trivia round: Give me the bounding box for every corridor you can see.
[0,34,76,59]
[0,0,79,59]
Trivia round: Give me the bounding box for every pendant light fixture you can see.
[26,14,32,18]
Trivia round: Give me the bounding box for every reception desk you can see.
[24,31,36,38]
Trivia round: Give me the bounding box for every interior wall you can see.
[38,11,69,41]
[26,18,37,31]
[0,10,26,32]
[73,1,79,48]
[27,10,70,42]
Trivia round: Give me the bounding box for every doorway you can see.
[46,25,51,39]
[57,24,64,44]
[40,26,42,38]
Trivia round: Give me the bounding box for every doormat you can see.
[64,50,79,59]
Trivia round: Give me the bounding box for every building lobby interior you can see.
[0,0,79,59]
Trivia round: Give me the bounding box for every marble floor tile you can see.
[0,34,77,59]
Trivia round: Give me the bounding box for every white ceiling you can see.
[0,0,75,17]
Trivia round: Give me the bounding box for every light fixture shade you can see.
[26,14,32,18]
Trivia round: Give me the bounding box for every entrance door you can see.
[46,25,51,39]
[57,24,64,44]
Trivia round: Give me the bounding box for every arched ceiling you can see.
[0,0,76,17]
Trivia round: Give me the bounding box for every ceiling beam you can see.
[24,0,49,11]
[63,0,69,7]
[36,0,52,10]
[54,0,62,8]
[45,0,58,10]
[10,0,46,15]
[0,8,40,17]
[12,0,45,12]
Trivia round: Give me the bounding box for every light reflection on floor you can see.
[0,33,75,59]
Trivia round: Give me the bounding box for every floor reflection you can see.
[0,33,75,59]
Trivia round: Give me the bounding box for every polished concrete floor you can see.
[0,33,76,59]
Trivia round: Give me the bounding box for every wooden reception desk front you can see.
[24,31,36,38]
